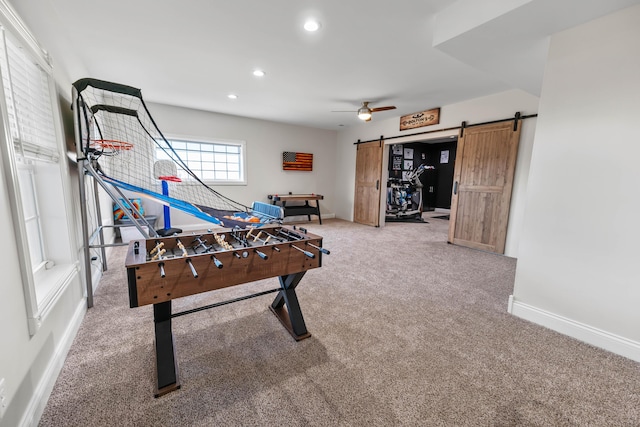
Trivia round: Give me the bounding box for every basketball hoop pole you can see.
[162,180,171,230]
[156,177,182,236]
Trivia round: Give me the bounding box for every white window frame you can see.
[156,136,247,185]
[0,1,79,335]
[16,160,46,271]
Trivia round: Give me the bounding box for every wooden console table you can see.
[268,193,323,224]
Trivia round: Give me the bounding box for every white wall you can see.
[0,110,86,427]
[146,103,338,230]
[510,5,640,361]
[334,89,539,257]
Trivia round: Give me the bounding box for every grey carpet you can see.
[39,219,640,426]
[431,215,450,220]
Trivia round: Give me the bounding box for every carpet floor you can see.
[39,218,640,426]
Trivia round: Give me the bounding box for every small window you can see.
[156,137,246,184]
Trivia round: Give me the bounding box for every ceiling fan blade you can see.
[370,106,396,112]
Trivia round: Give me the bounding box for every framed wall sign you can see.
[283,151,313,171]
[400,107,440,131]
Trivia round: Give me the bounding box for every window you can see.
[0,2,77,334]
[156,137,246,184]
[17,161,46,271]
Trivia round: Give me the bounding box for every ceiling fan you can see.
[333,101,397,122]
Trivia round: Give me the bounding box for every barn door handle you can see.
[376,180,379,190]
[453,181,458,195]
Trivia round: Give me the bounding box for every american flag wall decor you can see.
[282,151,313,171]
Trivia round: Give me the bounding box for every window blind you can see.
[0,27,59,163]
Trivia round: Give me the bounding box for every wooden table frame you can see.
[150,271,310,396]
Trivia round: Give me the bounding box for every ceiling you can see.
[11,0,640,130]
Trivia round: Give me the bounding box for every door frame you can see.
[375,135,459,225]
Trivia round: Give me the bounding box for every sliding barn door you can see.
[448,121,521,254]
[354,140,383,226]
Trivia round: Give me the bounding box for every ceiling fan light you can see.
[304,20,320,32]
[357,108,372,121]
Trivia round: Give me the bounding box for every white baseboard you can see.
[20,299,87,427]
[282,213,335,223]
[509,297,640,363]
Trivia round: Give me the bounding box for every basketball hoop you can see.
[90,139,133,151]
[157,176,182,183]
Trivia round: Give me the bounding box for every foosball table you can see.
[125,224,329,397]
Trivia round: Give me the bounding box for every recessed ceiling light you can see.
[253,69,265,77]
[304,20,320,32]
[227,94,238,99]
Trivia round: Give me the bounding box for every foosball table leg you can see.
[269,272,311,341]
[153,301,180,397]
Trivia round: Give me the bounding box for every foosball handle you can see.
[291,244,315,259]
[307,242,330,255]
[254,249,268,260]
[210,255,223,269]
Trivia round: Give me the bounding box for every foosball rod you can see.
[212,230,247,258]
[230,232,249,247]
[275,230,295,241]
[151,248,166,261]
[190,236,211,253]
[232,249,249,259]
[150,241,164,255]
[176,239,188,257]
[251,232,280,251]
[276,229,304,241]
[203,232,233,253]
[290,244,315,259]
[185,258,198,278]
[215,233,234,251]
[207,239,228,253]
[158,262,166,278]
[260,231,287,243]
[306,242,330,255]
